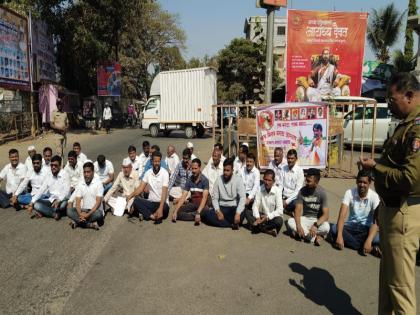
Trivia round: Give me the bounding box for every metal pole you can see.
[264,7,275,104]
[28,11,35,137]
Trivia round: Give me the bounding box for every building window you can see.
[277,26,285,35]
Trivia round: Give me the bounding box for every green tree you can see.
[367,4,405,63]
[404,0,417,59]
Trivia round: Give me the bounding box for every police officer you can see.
[51,98,69,158]
[359,72,420,315]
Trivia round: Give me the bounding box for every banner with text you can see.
[256,102,328,169]
[97,62,121,96]
[286,10,367,102]
[0,6,30,90]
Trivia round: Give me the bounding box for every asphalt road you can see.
[0,128,418,315]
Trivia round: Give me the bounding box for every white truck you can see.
[141,67,217,138]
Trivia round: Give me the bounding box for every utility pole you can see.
[264,6,275,104]
[28,11,35,137]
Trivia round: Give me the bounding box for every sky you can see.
[159,0,415,61]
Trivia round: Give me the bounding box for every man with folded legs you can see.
[202,148,224,201]
[73,142,88,164]
[233,144,248,175]
[241,153,260,210]
[201,158,246,229]
[24,145,36,172]
[128,151,170,223]
[286,168,330,246]
[168,148,192,203]
[67,162,104,230]
[268,147,287,186]
[171,158,209,225]
[94,154,114,195]
[28,155,70,220]
[42,147,53,174]
[0,149,27,209]
[244,169,283,237]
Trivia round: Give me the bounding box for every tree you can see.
[367,4,405,63]
[404,0,417,59]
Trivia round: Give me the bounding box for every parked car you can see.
[343,103,390,148]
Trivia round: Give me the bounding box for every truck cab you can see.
[141,97,160,131]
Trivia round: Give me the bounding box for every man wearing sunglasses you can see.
[28,155,70,220]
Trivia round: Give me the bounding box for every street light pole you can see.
[264,6,275,104]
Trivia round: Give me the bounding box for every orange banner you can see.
[286,10,368,102]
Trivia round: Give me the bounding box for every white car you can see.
[343,103,390,148]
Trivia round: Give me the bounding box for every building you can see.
[244,16,287,82]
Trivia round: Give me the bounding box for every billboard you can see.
[32,19,56,82]
[97,62,121,96]
[286,10,368,102]
[0,6,30,90]
[256,102,329,169]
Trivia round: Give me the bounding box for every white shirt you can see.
[343,188,380,227]
[25,156,34,172]
[165,153,180,175]
[74,178,104,214]
[103,107,112,120]
[208,156,226,165]
[32,169,70,203]
[15,167,50,196]
[202,161,224,195]
[42,159,51,174]
[252,185,283,220]
[233,156,246,175]
[94,160,114,182]
[191,153,198,161]
[77,152,88,165]
[278,164,305,204]
[268,160,287,187]
[241,166,260,200]
[138,153,149,176]
[129,156,142,173]
[0,163,27,194]
[64,162,83,188]
[143,168,169,203]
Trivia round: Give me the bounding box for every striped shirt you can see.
[168,163,192,192]
[184,174,209,205]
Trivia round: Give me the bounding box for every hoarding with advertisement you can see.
[32,19,56,82]
[286,10,367,102]
[0,6,30,90]
[256,103,328,169]
[97,62,121,96]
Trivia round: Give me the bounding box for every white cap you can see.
[187,142,194,148]
[27,145,35,151]
[242,142,249,148]
[122,158,132,166]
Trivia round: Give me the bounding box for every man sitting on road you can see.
[244,169,283,237]
[165,145,180,176]
[286,168,330,246]
[268,147,287,187]
[28,155,70,220]
[278,149,304,215]
[202,148,224,201]
[168,148,192,203]
[15,154,49,207]
[140,145,168,180]
[330,170,381,256]
[73,142,88,164]
[24,145,37,172]
[104,158,139,214]
[67,162,104,230]
[241,153,260,210]
[201,158,245,229]
[42,147,53,174]
[234,144,248,175]
[138,141,150,176]
[0,149,27,209]
[207,143,226,166]
[94,154,114,195]
[127,145,142,173]
[172,158,209,225]
[64,150,83,193]
[128,151,170,223]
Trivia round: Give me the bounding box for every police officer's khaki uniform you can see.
[374,104,420,315]
[51,110,68,158]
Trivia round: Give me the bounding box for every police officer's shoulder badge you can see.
[412,138,420,153]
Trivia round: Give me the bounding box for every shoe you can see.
[232,223,239,230]
[139,213,144,222]
[263,228,277,237]
[69,221,77,229]
[88,222,99,230]
[53,212,61,221]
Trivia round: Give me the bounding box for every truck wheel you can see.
[196,126,205,138]
[185,126,195,139]
[150,125,159,137]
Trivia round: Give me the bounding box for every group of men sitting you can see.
[0,140,382,256]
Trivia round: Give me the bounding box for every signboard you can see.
[97,62,121,96]
[32,19,56,82]
[0,6,30,90]
[256,102,329,169]
[286,10,367,102]
[256,0,287,8]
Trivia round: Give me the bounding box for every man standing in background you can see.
[51,98,68,158]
